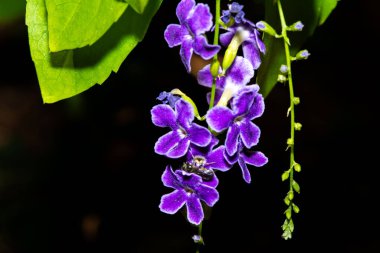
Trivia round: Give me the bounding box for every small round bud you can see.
[280,64,288,74]
[287,21,304,31]
[256,21,277,37]
[277,74,287,83]
[295,122,302,131]
[288,190,294,201]
[284,196,290,205]
[281,170,290,181]
[210,60,220,77]
[295,49,310,60]
[192,235,204,245]
[292,203,300,213]
[294,163,301,172]
[293,97,300,105]
[287,138,294,145]
[285,208,292,219]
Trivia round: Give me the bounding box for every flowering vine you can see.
[151,0,309,250]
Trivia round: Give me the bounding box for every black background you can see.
[0,0,379,252]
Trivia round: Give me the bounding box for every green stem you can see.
[278,0,296,222]
[196,222,203,253]
[209,0,221,110]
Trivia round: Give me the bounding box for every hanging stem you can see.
[209,0,221,109]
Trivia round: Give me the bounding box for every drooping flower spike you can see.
[220,4,266,70]
[164,0,221,72]
[152,99,212,158]
[159,165,219,225]
[206,85,265,156]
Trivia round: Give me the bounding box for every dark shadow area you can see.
[0,0,379,252]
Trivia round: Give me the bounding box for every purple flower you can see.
[206,85,265,156]
[198,56,254,105]
[151,99,212,158]
[221,2,245,24]
[164,0,221,73]
[159,165,219,225]
[157,91,180,108]
[220,20,265,70]
[187,136,231,174]
[225,142,268,183]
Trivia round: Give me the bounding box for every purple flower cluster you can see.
[152,0,268,225]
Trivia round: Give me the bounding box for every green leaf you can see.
[125,0,149,14]
[45,0,128,52]
[0,0,26,23]
[26,0,162,103]
[257,0,338,97]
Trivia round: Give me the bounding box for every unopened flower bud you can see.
[287,21,304,31]
[280,64,288,74]
[210,59,220,77]
[285,207,292,219]
[287,138,294,146]
[281,170,290,181]
[256,21,277,37]
[294,49,310,60]
[284,196,290,205]
[292,203,300,213]
[222,29,248,71]
[293,97,300,105]
[294,163,301,172]
[277,74,287,83]
[288,190,294,200]
[295,122,302,131]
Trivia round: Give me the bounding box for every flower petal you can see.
[154,131,181,156]
[241,151,268,167]
[151,104,176,128]
[176,170,203,188]
[242,41,261,70]
[164,24,187,48]
[193,36,220,60]
[186,195,204,225]
[203,174,219,188]
[159,190,187,214]
[225,56,254,90]
[206,89,223,105]
[225,124,240,156]
[187,3,213,35]
[161,165,181,189]
[197,64,213,88]
[176,0,195,24]
[196,185,219,206]
[224,150,238,165]
[238,157,251,183]
[231,88,255,116]
[220,30,235,47]
[246,93,265,120]
[175,99,194,129]
[166,137,190,158]
[254,29,266,53]
[188,123,212,147]
[180,38,194,73]
[206,146,231,171]
[206,106,234,132]
[240,120,261,149]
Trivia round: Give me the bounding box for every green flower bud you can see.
[295,122,302,131]
[293,97,300,105]
[288,190,294,201]
[210,59,220,78]
[284,196,290,205]
[294,163,301,172]
[256,21,278,37]
[277,74,287,83]
[287,138,294,146]
[292,203,300,213]
[294,49,310,60]
[292,180,300,193]
[281,170,290,181]
[287,21,304,32]
[222,28,249,71]
[285,207,292,219]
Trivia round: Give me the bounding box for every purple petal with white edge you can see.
[177,170,203,188]
[166,137,190,158]
[188,135,218,159]
[242,41,261,70]
[196,185,219,206]
[197,64,213,88]
[203,174,219,188]
[180,38,194,73]
[151,104,176,128]
[224,149,238,165]
[225,124,240,156]
[206,106,234,132]
[187,3,213,35]
[241,151,268,167]
[247,93,265,120]
[159,190,187,214]
[220,30,235,47]
[231,88,255,116]
[207,146,231,171]
[225,56,254,88]
[254,29,266,53]
[240,120,261,149]
[188,123,212,147]
[176,0,195,24]
[175,99,194,129]
[186,195,204,225]
[154,131,182,156]
[238,157,251,183]
[193,36,220,60]
[164,24,187,48]
[161,165,181,189]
